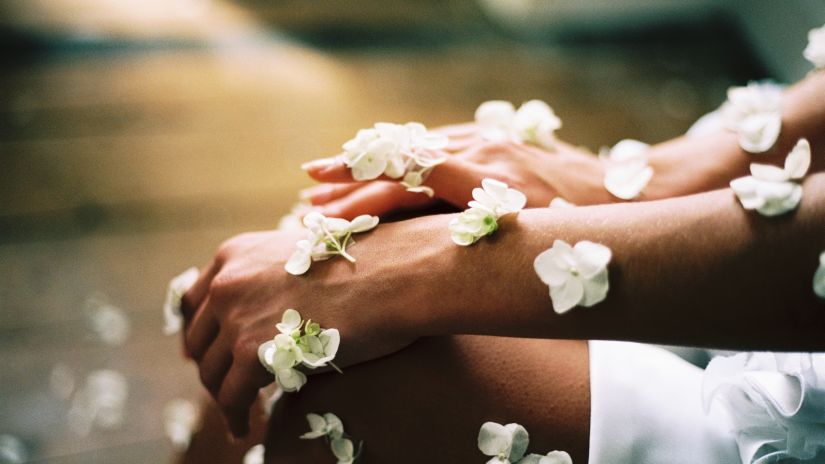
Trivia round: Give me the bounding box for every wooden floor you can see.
[0,14,754,463]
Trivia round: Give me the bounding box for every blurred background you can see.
[0,0,823,462]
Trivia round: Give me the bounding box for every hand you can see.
[178,223,433,438]
[300,123,615,220]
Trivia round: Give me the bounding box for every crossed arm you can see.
[179,72,825,437]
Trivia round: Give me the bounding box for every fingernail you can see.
[301,157,337,171]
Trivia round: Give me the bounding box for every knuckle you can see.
[233,336,260,365]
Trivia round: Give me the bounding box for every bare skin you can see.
[179,71,825,442]
[264,337,590,463]
[303,71,825,218]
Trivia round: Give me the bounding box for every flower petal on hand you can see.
[533,249,571,287]
[573,241,612,279]
[275,368,307,392]
[285,240,313,275]
[276,308,302,334]
[581,268,610,307]
[784,138,811,180]
[163,267,199,335]
[349,215,380,233]
[549,276,584,314]
[750,163,789,182]
[475,101,516,142]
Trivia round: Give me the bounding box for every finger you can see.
[185,296,220,360]
[299,182,364,206]
[301,156,354,183]
[422,157,487,208]
[198,334,233,398]
[317,181,433,220]
[218,359,273,438]
[434,122,476,138]
[181,258,220,324]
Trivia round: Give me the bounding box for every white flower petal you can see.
[814,251,825,299]
[349,215,380,233]
[604,164,653,200]
[601,140,652,200]
[276,308,302,334]
[306,413,326,433]
[501,188,528,213]
[533,248,571,287]
[323,413,345,439]
[750,163,789,182]
[549,276,585,314]
[549,197,575,208]
[804,24,825,69]
[478,422,512,456]
[757,183,802,216]
[163,267,199,335]
[163,399,200,451]
[581,268,610,307]
[243,444,265,464]
[504,423,530,461]
[573,241,612,279]
[330,438,355,461]
[784,138,811,180]
[722,82,783,154]
[475,101,516,142]
[275,368,307,392]
[285,240,313,275]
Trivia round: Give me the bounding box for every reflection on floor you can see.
[0,22,753,463]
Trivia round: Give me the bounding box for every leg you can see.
[264,336,590,463]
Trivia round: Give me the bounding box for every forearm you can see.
[406,173,825,350]
[644,71,825,199]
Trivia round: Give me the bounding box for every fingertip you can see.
[302,158,353,183]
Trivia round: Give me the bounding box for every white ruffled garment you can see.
[703,352,825,464]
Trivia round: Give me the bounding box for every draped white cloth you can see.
[588,343,825,463]
[587,341,740,463]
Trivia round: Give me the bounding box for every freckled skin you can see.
[263,337,590,464]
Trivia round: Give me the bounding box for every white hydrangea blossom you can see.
[534,240,612,314]
[549,197,575,208]
[243,444,265,464]
[163,399,200,451]
[67,369,129,436]
[163,267,199,335]
[721,82,783,154]
[342,122,448,196]
[285,212,379,275]
[331,438,357,464]
[814,251,825,299]
[301,412,362,463]
[475,100,562,149]
[478,422,573,464]
[600,139,653,200]
[804,23,825,69]
[257,309,341,392]
[300,413,344,440]
[449,178,527,246]
[478,422,530,464]
[85,294,131,346]
[730,138,811,217]
[518,451,573,464]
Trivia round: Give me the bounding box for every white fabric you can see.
[588,341,740,464]
[703,352,825,463]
